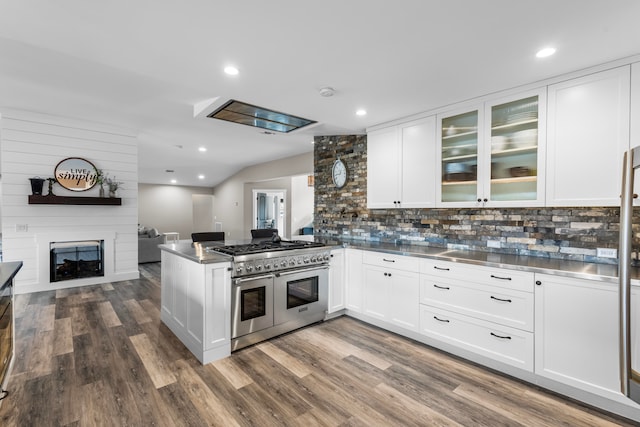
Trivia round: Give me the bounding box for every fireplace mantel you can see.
[28,195,121,205]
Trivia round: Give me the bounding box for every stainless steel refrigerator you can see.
[618,147,640,403]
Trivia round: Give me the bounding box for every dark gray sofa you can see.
[138,226,166,263]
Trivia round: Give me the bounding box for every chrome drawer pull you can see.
[433,316,450,323]
[490,274,512,281]
[490,296,512,303]
[382,258,396,263]
[433,284,450,290]
[434,266,450,271]
[490,332,512,340]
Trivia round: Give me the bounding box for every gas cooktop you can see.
[207,240,325,256]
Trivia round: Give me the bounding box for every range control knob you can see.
[236,265,243,273]
[303,257,310,264]
[281,261,288,267]
[246,265,253,272]
[310,256,317,263]
[324,254,330,261]
[264,264,271,270]
[255,264,263,271]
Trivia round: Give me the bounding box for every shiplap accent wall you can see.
[0,110,139,293]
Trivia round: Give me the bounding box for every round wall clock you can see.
[332,158,347,188]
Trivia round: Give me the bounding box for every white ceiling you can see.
[1,1,640,187]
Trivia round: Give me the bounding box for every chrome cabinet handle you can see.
[433,316,450,323]
[490,274,512,281]
[490,296,512,303]
[433,284,450,290]
[490,332,512,340]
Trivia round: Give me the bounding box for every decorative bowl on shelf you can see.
[509,166,531,177]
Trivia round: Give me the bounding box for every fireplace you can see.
[50,240,104,282]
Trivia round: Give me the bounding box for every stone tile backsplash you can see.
[313,135,637,265]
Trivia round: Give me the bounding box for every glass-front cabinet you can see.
[439,109,482,204]
[437,89,546,207]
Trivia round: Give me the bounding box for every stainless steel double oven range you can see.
[208,240,330,351]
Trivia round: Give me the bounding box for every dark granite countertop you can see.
[159,235,638,284]
[314,237,638,283]
[0,261,23,290]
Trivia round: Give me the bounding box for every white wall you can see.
[138,183,214,240]
[213,152,313,240]
[0,110,139,293]
[291,174,314,235]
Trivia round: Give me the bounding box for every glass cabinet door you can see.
[489,96,539,201]
[440,110,479,203]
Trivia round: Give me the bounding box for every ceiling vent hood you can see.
[207,99,316,133]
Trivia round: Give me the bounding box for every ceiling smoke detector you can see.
[319,87,335,97]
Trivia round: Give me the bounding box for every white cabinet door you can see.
[362,260,420,331]
[345,248,364,313]
[436,105,483,207]
[546,66,630,206]
[367,116,436,209]
[400,116,437,208]
[363,264,388,321]
[535,274,620,400]
[483,89,547,207]
[387,268,420,331]
[160,250,176,317]
[328,248,345,313]
[204,263,231,350]
[367,126,400,208]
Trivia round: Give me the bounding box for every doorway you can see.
[253,190,286,232]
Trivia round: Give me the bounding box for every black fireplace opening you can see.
[50,240,104,282]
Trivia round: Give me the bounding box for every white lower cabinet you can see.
[345,248,364,313]
[534,273,626,400]
[362,252,420,331]
[420,275,534,331]
[328,248,345,313]
[161,250,231,364]
[420,305,533,371]
[418,260,535,371]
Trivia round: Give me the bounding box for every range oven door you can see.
[274,266,328,326]
[231,274,274,339]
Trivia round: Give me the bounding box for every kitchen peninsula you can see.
[161,236,640,422]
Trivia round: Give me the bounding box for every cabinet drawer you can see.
[363,252,420,272]
[419,305,533,371]
[420,259,534,293]
[420,276,533,331]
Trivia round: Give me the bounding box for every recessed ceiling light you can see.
[170,179,177,184]
[536,47,556,58]
[198,174,205,179]
[356,109,367,116]
[224,66,239,75]
[198,147,207,152]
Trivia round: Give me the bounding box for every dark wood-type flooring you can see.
[0,263,635,426]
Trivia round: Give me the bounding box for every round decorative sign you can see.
[54,157,99,192]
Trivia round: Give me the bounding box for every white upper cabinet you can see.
[632,62,640,202]
[436,89,546,207]
[546,66,631,207]
[367,116,436,209]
